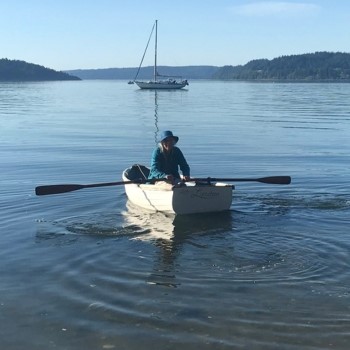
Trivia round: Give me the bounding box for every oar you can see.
[187,176,291,185]
[35,175,291,196]
[35,179,145,196]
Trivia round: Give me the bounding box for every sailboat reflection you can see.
[154,90,159,145]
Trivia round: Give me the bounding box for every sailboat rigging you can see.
[130,20,189,90]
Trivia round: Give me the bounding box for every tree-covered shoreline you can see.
[66,51,350,81]
[213,52,350,81]
[2,52,350,81]
[0,59,80,81]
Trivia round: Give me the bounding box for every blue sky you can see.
[1,0,349,71]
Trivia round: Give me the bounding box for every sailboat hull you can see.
[135,80,188,90]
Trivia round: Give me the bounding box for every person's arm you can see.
[149,148,167,179]
[176,148,190,178]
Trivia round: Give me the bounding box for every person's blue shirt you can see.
[148,145,190,179]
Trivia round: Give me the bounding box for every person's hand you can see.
[165,174,174,183]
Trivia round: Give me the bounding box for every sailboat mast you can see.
[154,20,158,82]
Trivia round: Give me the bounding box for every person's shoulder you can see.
[173,146,183,153]
[152,146,162,155]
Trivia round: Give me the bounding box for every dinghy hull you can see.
[122,165,233,215]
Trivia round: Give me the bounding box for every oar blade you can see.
[35,184,85,196]
[257,176,291,185]
[35,179,146,196]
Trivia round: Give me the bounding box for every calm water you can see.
[1,80,349,349]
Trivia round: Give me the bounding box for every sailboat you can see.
[130,20,189,90]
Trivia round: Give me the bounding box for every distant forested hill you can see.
[0,59,80,81]
[65,52,350,81]
[65,65,219,80]
[7,52,347,81]
[213,52,350,81]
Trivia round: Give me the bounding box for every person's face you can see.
[162,137,175,152]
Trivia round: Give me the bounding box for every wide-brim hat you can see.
[159,130,179,144]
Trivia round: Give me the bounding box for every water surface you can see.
[1,80,349,349]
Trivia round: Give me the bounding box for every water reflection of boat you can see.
[173,210,233,235]
[122,201,233,242]
[122,201,175,241]
[122,202,233,287]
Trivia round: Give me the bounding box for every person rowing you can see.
[148,130,190,185]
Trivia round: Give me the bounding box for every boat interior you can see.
[125,164,150,181]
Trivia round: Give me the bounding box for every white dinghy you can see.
[35,167,290,214]
[122,165,233,215]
